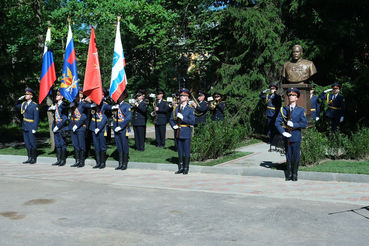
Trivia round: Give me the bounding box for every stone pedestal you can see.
[281,83,313,122]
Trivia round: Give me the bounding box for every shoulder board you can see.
[221,101,225,103]
[103,101,108,105]
[32,102,38,105]
[163,99,167,102]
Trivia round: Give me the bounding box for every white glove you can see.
[262,89,270,93]
[18,95,25,100]
[32,130,36,134]
[112,104,119,110]
[324,88,333,93]
[315,117,320,121]
[169,104,173,108]
[282,132,292,138]
[48,105,56,110]
[94,128,100,134]
[53,126,59,132]
[72,125,78,132]
[340,116,344,122]
[90,103,97,108]
[173,125,179,130]
[177,112,183,120]
[69,102,75,107]
[287,120,293,128]
[114,126,122,132]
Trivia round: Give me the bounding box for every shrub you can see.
[343,127,369,159]
[300,127,328,166]
[191,118,252,161]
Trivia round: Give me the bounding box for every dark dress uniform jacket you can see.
[275,106,308,143]
[210,101,225,121]
[259,93,281,118]
[194,100,208,125]
[310,95,320,120]
[169,105,195,139]
[52,102,68,131]
[132,99,148,126]
[68,101,88,132]
[318,93,345,119]
[105,102,131,134]
[15,100,39,132]
[155,99,169,125]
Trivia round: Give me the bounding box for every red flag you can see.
[83,25,103,104]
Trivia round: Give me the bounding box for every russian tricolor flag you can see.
[60,25,79,102]
[109,18,127,102]
[39,27,56,104]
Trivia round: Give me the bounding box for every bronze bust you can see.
[282,45,317,84]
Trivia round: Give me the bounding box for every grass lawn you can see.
[299,160,369,175]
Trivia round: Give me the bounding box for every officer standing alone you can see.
[132,89,149,152]
[275,88,308,181]
[15,87,39,164]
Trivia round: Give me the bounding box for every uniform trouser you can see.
[54,130,66,150]
[92,130,107,152]
[177,138,191,157]
[328,117,340,131]
[284,141,301,162]
[114,130,129,153]
[267,116,277,143]
[133,126,145,150]
[71,130,86,151]
[23,130,36,149]
[155,124,166,146]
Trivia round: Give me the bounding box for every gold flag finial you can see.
[117,16,121,22]
[67,18,71,24]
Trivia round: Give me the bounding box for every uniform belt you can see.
[329,106,341,110]
[92,118,102,122]
[178,124,190,127]
[23,118,34,122]
[311,109,316,111]
[282,126,298,131]
[267,106,275,110]
[72,118,80,121]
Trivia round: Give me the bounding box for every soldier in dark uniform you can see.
[275,88,308,181]
[132,89,148,152]
[83,97,108,169]
[310,85,320,124]
[104,90,131,170]
[169,88,195,175]
[153,88,170,147]
[15,87,39,164]
[103,88,113,143]
[318,83,345,131]
[209,92,225,121]
[259,84,281,144]
[48,90,68,166]
[69,89,88,168]
[191,90,208,127]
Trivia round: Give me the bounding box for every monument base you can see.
[281,84,313,123]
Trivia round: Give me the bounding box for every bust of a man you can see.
[282,45,317,84]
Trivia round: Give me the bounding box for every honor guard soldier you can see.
[191,90,208,127]
[104,90,131,170]
[275,88,308,181]
[318,83,345,131]
[83,97,108,169]
[15,87,39,164]
[153,88,170,147]
[169,88,195,175]
[48,90,68,166]
[310,85,321,124]
[209,92,225,121]
[259,84,281,145]
[103,88,113,143]
[69,88,88,168]
[132,89,149,152]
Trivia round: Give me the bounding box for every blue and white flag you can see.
[110,18,127,102]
